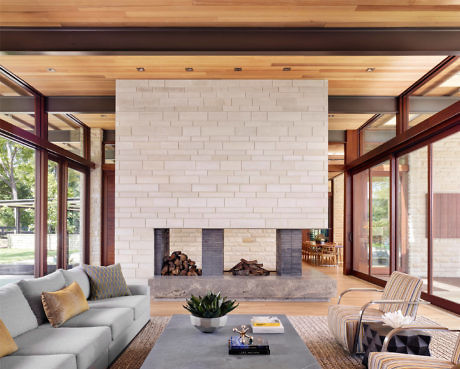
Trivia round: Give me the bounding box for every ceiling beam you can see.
[1,95,457,115]
[1,27,459,55]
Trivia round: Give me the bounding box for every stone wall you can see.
[333,174,344,245]
[224,229,276,270]
[115,79,328,282]
[90,128,102,266]
[169,229,202,268]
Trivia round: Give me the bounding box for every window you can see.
[104,143,115,164]
[432,132,460,303]
[408,59,460,127]
[48,114,84,157]
[353,169,369,274]
[0,136,35,279]
[397,147,429,292]
[66,168,84,269]
[361,114,397,155]
[47,160,58,273]
[370,161,391,277]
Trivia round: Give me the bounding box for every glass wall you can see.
[353,169,369,274]
[432,131,460,303]
[48,114,84,157]
[370,161,391,277]
[397,147,429,292]
[0,136,35,281]
[47,160,58,273]
[408,59,459,127]
[361,114,397,155]
[66,168,83,269]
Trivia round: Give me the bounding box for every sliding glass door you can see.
[370,161,391,277]
[352,160,391,279]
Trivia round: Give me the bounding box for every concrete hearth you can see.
[148,268,336,301]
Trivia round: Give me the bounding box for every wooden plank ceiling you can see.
[1,0,460,27]
[0,55,446,96]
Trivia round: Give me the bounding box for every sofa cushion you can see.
[0,283,38,337]
[58,307,134,340]
[0,354,77,369]
[83,264,131,300]
[18,270,66,325]
[0,319,18,357]
[42,282,89,327]
[88,295,149,320]
[60,268,90,299]
[13,326,110,369]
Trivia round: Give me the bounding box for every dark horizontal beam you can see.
[329,96,397,114]
[46,96,115,113]
[1,95,457,115]
[0,96,34,112]
[1,27,459,55]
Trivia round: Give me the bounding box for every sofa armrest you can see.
[128,284,150,297]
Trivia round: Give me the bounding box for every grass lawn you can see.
[0,248,78,264]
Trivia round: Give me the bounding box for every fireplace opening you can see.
[228,258,270,276]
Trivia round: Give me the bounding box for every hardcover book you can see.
[228,336,270,355]
[251,316,285,333]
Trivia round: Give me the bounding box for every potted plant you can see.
[315,233,326,245]
[184,291,238,333]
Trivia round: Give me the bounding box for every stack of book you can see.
[250,316,285,334]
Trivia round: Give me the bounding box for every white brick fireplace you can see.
[115,80,328,282]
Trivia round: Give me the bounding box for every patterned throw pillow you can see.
[83,264,131,300]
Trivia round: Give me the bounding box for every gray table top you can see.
[140,314,321,369]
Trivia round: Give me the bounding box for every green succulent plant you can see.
[183,291,239,318]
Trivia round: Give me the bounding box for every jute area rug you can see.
[110,315,456,369]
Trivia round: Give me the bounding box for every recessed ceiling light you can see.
[366,67,375,72]
[283,67,291,72]
[47,68,56,72]
[185,67,194,72]
[234,67,242,72]
[136,67,145,72]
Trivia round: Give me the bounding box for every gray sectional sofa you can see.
[0,268,150,369]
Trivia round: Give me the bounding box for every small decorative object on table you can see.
[362,319,431,367]
[229,325,270,355]
[184,291,238,333]
[315,234,326,245]
[251,316,284,333]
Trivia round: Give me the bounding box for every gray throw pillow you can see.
[0,283,38,337]
[60,267,91,299]
[17,270,66,325]
[83,263,131,300]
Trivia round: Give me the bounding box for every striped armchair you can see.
[327,271,424,354]
[368,326,460,369]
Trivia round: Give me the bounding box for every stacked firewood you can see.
[229,258,270,276]
[161,251,202,276]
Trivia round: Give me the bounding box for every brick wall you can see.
[115,79,328,282]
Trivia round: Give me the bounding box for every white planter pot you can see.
[190,315,228,333]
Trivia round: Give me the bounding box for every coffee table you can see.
[140,314,321,369]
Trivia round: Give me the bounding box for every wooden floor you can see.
[151,262,460,329]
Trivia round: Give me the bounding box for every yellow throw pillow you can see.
[41,281,89,328]
[0,319,18,357]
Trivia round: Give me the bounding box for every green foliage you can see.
[0,136,35,231]
[183,292,238,318]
